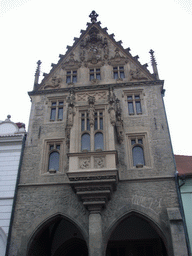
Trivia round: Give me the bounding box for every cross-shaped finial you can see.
[37,60,42,67]
[89,10,98,23]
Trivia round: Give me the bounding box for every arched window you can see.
[94,132,104,151]
[132,146,145,166]
[48,151,60,172]
[81,133,90,151]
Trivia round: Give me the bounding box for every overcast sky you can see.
[0,0,192,155]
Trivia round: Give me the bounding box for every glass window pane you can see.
[50,108,56,120]
[94,132,104,150]
[128,102,134,114]
[132,146,145,166]
[138,139,143,144]
[81,119,85,131]
[52,102,56,106]
[66,76,71,83]
[56,145,60,150]
[136,101,142,114]
[96,68,100,72]
[135,95,140,99]
[94,118,98,130]
[59,101,63,105]
[48,151,60,172]
[127,96,133,100]
[131,139,136,145]
[49,145,54,150]
[73,70,77,74]
[119,66,124,70]
[90,74,94,81]
[96,73,101,80]
[90,69,94,73]
[113,67,118,70]
[114,72,118,79]
[81,133,90,151]
[72,75,77,83]
[120,71,125,78]
[67,71,71,74]
[100,117,103,130]
[58,107,63,120]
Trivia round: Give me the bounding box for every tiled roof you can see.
[174,155,192,176]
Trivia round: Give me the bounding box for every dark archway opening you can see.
[28,216,88,256]
[106,215,167,256]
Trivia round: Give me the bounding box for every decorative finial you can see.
[34,60,42,88]
[7,115,11,120]
[149,49,159,80]
[89,10,98,23]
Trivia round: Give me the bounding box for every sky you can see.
[0,0,192,155]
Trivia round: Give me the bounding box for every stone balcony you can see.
[67,150,118,212]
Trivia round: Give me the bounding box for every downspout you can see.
[5,133,27,256]
[161,90,191,255]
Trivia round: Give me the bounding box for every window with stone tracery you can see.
[80,110,104,151]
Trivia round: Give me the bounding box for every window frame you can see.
[66,70,77,84]
[113,66,125,80]
[48,97,65,122]
[80,109,105,152]
[41,138,64,174]
[89,68,101,81]
[127,133,151,169]
[124,90,145,116]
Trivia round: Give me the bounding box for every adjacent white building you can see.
[0,115,26,256]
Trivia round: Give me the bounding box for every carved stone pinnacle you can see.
[89,10,98,23]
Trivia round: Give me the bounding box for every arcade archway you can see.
[106,214,167,256]
[27,216,88,256]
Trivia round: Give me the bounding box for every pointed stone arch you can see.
[26,213,88,256]
[104,210,170,256]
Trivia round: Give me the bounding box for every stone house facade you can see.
[7,11,189,256]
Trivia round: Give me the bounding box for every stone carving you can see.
[79,158,91,169]
[94,157,105,168]
[44,76,62,89]
[77,91,107,102]
[61,53,80,69]
[108,48,128,66]
[130,68,148,81]
[65,90,76,149]
[108,86,116,126]
[115,98,124,143]
[79,26,109,65]
[88,96,95,127]
[108,87,124,143]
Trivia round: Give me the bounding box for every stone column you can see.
[167,208,188,256]
[89,213,102,256]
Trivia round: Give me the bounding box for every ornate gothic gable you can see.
[34,11,157,92]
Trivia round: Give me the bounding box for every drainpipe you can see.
[5,133,27,256]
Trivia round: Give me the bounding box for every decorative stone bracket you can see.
[67,169,118,212]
